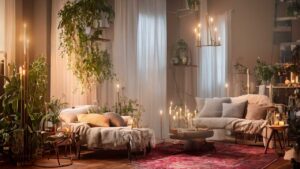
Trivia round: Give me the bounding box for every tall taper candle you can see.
[247,69,250,94]
[160,110,163,140]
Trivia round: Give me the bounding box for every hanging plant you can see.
[58,0,115,89]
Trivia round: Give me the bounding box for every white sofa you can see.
[193,94,273,144]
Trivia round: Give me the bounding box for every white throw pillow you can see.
[198,98,231,117]
[222,101,247,118]
[59,105,97,123]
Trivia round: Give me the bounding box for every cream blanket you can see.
[226,119,267,135]
[69,122,155,151]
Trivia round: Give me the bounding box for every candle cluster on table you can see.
[194,16,221,47]
[272,112,288,126]
[168,101,197,130]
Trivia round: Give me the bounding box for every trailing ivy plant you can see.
[58,0,115,89]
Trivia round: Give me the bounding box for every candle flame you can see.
[225,83,228,88]
[160,110,163,115]
[209,17,214,23]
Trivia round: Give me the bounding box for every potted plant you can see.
[172,39,190,65]
[254,58,277,85]
[186,0,200,11]
[42,98,67,132]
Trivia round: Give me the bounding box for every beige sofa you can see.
[193,94,273,145]
[59,105,155,152]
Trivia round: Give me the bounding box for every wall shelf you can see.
[276,16,299,22]
[274,26,292,32]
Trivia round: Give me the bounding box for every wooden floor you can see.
[0,147,292,169]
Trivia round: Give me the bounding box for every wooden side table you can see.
[264,125,289,154]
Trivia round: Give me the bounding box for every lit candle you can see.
[23,23,27,56]
[173,115,176,128]
[160,110,163,140]
[296,76,299,84]
[225,83,229,97]
[247,69,250,94]
[214,27,218,44]
[279,121,285,126]
[19,66,23,80]
[209,17,214,44]
[218,36,221,45]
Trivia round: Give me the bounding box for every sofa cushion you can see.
[245,104,269,120]
[195,97,205,112]
[59,105,97,123]
[222,101,247,118]
[198,98,231,117]
[104,112,126,127]
[77,113,110,127]
[193,117,239,129]
[231,94,271,106]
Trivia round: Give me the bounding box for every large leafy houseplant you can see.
[58,0,115,89]
[0,67,21,146]
[27,56,48,131]
[0,56,49,162]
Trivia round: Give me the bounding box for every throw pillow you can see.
[77,113,110,127]
[198,98,231,117]
[245,104,269,120]
[104,112,126,127]
[59,105,97,123]
[222,101,248,118]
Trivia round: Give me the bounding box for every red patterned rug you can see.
[133,142,278,169]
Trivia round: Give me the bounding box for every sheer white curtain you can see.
[113,0,138,100]
[137,0,167,138]
[198,11,231,98]
[51,0,94,106]
[113,0,167,138]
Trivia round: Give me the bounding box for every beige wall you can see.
[0,0,4,51]
[14,0,51,98]
[167,0,275,109]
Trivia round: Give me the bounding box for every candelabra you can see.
[194,15,221,47]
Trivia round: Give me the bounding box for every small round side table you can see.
[264,125,289,154]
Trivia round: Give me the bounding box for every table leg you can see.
[275,131,283,150]
[264,130,274,154]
